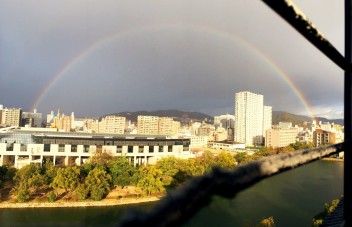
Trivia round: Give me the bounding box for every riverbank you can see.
[322,158,344,162]
[0,196,160,209]
[0,186,161,209]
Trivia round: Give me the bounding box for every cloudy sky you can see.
[0,0,344,119]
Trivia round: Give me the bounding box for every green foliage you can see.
[75,183,89,200]
[81,163,94,177]
[235,152,252,165]
[214,152,237,169]
[88,150,114,168]
[108,156,135,187]
[47,191,56,202]
[201,151,216,173]
[257,216,275,227]
[137,165,164,195]
[156,156,180,187]
[16,183,30,203]
[312,198,341,226]
[82,168,112,201]
[43,159,57,184]
[289,142,314,150]
[51,166,80,192]
[0,165,8,187]
[13,163,48,196]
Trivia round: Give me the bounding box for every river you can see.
[0,160,343,226]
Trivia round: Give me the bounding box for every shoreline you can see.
[0,196,161,209]
[322,158,344,162]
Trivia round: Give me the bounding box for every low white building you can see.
[0,129,191,168]
[210,141,245,151]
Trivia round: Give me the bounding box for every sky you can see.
[0,0,344,119]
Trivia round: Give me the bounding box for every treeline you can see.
[0,151,237,203]
[0,142,315,203]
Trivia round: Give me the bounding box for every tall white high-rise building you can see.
[234,91,271,146]
[263,106,272,136]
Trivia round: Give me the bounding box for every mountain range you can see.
[104,109,344,126]
[272,111,344,126]
[104,109,213,124]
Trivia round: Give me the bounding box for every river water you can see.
[0,160,343,227]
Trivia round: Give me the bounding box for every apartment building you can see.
[1,108,22,127]
[265,127,299,148]
[313,129,336,147]
[137,115,180,135]
[99,116,126,134]
[234,91,271,146]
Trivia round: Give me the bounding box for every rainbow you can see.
[30,24,315,120]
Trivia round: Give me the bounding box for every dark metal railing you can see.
[117,0,349,226]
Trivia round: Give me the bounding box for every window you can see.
[84,145,90,153]
[149,146,154,153]
[71,145,77,152]
[44,144,50,152]
[168,146,172,152]
[58,144,65,152]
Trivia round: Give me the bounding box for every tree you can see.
[51,166,80,192]
[235,152,252,165]
[83,168,111,201]
[289,141,314,150]
[16,183,30,203]
[137,165,164,195]
[0,166,8,187]
[214,152,237,169]
[88,150,114,168]
[43,158,57,184]
[156,156,180,187]
[108,156,135,188]
[13,163,47,197]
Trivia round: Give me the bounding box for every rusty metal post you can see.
[345,0,352,225]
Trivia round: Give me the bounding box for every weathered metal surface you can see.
[262,0,351,72]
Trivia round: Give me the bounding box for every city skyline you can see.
[0,1,344,119]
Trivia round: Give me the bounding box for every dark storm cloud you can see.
[0,0,344,118]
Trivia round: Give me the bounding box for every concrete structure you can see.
[210,141,245,151]
[214,114,235,141]
[99,116,126,134]
[263,106,272,136]
[159,117,180,135]
[0,129,191,168]
[214,127,228,141]
[137,115,180,135]
[1,108,22,127]
[313,129,336,147]
[22,109,42,127]
[189,136,208,150]
[234,91,271,146]
[265,127,299,148]
[137,116,159,135]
